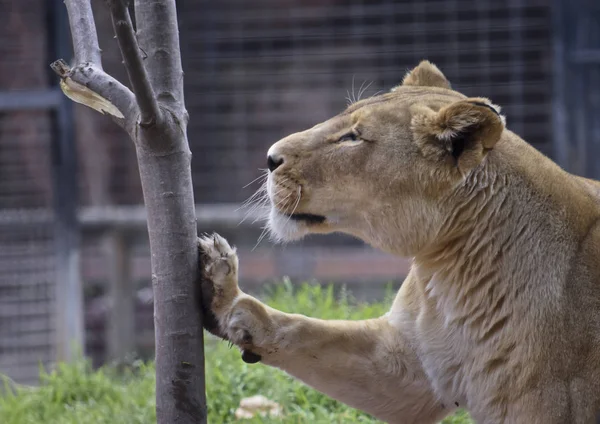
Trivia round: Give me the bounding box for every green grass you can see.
[0,282,473,424]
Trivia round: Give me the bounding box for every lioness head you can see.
[265,61,506,256]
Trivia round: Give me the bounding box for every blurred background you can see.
[0,0,598,385]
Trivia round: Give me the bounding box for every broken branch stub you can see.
[51,60,125,119]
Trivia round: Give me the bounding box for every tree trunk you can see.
[136,121,206,421]
[51,0,207,422]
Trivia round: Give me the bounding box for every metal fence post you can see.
[105,229,135,363]
[49,0,84,361]
[551,0,570,172]
[552,0,600,179]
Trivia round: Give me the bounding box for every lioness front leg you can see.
[198,234,449,424]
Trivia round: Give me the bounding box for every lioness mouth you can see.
[287,213,326,224]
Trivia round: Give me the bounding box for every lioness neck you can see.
[412,132,597,328]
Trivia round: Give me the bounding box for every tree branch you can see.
[51,60,136,126]
[134,0,185,110]
[107,0,161,126]
[64,0,102,65]
[55,0,138,127]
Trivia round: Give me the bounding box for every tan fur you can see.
[199,61,600,423]
[400,60,451,90]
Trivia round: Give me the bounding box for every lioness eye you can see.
[338,132,358,143]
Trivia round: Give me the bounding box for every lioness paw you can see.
[198,232,238,281]
[197,233,265,364]
[197,233,240,335]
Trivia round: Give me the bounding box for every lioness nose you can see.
[267,154,284,172]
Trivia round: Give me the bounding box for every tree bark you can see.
[52,0,206,422]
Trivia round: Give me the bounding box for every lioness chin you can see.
[198,61,600,424]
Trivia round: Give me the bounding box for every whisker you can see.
[238,182,290,226]
[239,169,270,205]
[242,172,268,189]
[253,183,301,251]
[239,193,269,225]
[239,178,273,209]
[282,186,302,228]
[357,79,367,101]
[251,214,267,225]
[369,90,383,99]
[273,191,293,212]
[346,90,353,106]
[239,203,267,226]
[238,194,266,215]
[358,80,373,101]
[246,188,286,223]
[239,187,266,208]
[252,225,270,251]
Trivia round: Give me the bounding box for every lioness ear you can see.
[411,98,506,174]
[400,60,451,89]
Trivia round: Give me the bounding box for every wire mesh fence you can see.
[0,0,60,384]
[182,0,553,204]
[0,110,57,383]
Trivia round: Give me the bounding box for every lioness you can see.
[198,61,600,423]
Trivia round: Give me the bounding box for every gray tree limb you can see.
[106,0,160,126]
[52,0,136,126]
[134,0,185,109]
[64,0,102,65]
[53,0,207,423]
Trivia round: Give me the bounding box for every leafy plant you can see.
[0,282,472,424]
